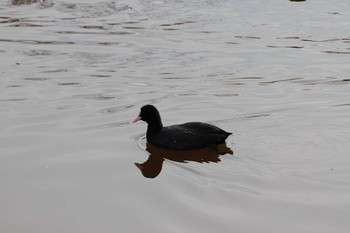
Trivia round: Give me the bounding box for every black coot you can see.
[132,105,232,150]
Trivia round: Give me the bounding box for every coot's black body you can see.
[133,105,232,150]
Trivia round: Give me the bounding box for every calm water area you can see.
[1,0,350,232]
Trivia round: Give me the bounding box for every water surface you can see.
[1,0,350,232]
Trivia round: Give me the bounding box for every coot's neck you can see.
[146,119,163,136]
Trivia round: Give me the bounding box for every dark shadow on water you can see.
[11,0,37,5]
[135,143,233,179]
[11,0,50,5]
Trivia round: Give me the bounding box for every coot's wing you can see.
[180,122,232,138]
[148,124,210,150]
[149,122,231,150]
[168,125,201,139]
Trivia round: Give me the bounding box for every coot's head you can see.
[132,105,163,128]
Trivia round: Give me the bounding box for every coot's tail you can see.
[216,131,232,144]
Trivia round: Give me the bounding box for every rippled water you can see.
[1,0,350,232]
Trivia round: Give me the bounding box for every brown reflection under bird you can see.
[135,143,233,178]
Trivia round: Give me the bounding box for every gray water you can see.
[1,0,350,232]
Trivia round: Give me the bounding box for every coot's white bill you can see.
[132,115,141,123]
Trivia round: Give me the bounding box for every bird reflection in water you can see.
[135,143,233,178]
